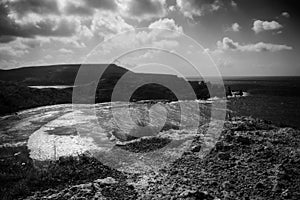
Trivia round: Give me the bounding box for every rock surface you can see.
[3,117,300,200]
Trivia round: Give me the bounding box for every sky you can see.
[0,0,300,76]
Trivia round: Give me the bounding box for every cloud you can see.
[0,0,117,43]
[25,18,79,37]
[281,12,290,18]
[93,18,183,59]
[176,0,221,18]
[148,18,183,33]
[230,0,237,8]
[125,0,167,21]
[0,39,30,61]
[168,5,176,12]
[231,22,240,32]
[85,0,117,10]
[217,37,292,52]
[9,0,60,17]
[0,35,16,43]
[0,2,79,40]
[64,0,118,16]
[0,2,25,38]
[64,2,94,16]
[0,46,28,60]
[59,48,73,54]
[44,55,53,59]
[91,12,134,39]
[252,20,283,33]
[176,0,237,19]
[218,37,239,50]
[0,0,171,46]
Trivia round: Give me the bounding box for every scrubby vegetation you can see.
[0,153,135,200]
[0,81,72,115]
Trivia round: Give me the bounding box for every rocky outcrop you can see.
[2,117,300,200]
[136,117,300,199]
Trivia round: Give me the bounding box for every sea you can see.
[223,76,300,129]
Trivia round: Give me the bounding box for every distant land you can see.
[0,64,128,86]
[0,64,212,115]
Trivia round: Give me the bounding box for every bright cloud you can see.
[176,0,221,19]
[59,48,73,54]
[124,0,168,21]
[281,12,290,18]
[231,22,240,32]
[148,18,183,33]
[252,20,283,34]
[217,37,292,52]
[91,12,134,39]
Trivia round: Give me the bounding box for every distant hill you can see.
[0,64,128,86]
[0,64,211,115]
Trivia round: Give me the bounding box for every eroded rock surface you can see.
[3,117,300,200]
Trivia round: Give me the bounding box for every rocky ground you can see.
[1,116,300,200]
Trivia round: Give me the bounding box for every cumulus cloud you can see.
[230,0,237,8]
[0,46,27,60]
[0,39,30,61]
[168,5,176,12]
[59,48,73,54]
[125,0,167,21]
[231,22,240,32]
[85,0,118,10]
[64,0,118,16]
[64,2,94,16]
[217,37,292,52]
[93,18,183,59]
[176,0,237,19]
[0,0,171,45]
[9,0,60,17]
[0,35,16,43]
[176,0,221,18]
[44,55,53,59]
[0,2,79,40]
[281,12,290,18]
[252,20,283,34]
[148,18,183,33]
[91,12,134,39]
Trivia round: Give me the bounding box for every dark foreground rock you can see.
[1,117,300,200]
[136,117,300,200]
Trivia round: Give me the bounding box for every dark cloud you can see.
[9,0,60,17]
[177,0,235,18]
[0,2,31,38]
[127,0,167,19]
[0,1,77,43]
[0,35,16,43]
[25,19,78,37]
[85,0,118,10]
[64,0,117,16]
[64,3,94,16]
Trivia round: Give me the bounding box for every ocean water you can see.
[224,76,300,129]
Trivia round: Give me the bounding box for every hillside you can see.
[0,64,211,115]
[0,64,128,86]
